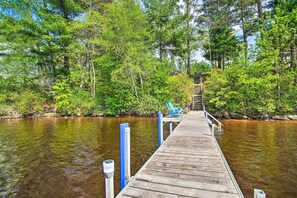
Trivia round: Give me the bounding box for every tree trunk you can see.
[159,41,163,60]
[256,0,263,19]
[64,55,70,76]
[91,60,96,96]
[222,53,225,71]
[256,0,263,38]
[186,0,191,76]
[60,0,71,76]
[80,55,87,89]
[208,32,212,66]
[240,1,248,62]
[139,73,144,92]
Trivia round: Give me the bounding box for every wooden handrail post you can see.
[170,121,172,134]
[218,123,222,132]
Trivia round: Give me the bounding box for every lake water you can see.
[0,117,164,197]
[217,120,297,198]
[0,117,296,197]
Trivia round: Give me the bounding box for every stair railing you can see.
[200,85,223,131]
[204,110,223,132]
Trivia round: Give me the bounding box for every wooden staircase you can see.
[192,84,203,111]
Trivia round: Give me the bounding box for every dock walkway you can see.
[116,111,243,198]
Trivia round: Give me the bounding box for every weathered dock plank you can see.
[116,111,243,198]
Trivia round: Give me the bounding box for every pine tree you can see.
[198,0,238,70]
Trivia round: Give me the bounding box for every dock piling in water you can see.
[254,189,266,198]
[125,127,131,183]
[103,160,114,198]
[157,111,163,147]
[120,123,129,189]
[169,121,172,134]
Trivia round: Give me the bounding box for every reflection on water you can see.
[1,117,296,198]
[217,120,297,198]
[0,117,161,197]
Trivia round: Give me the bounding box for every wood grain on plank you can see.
[136,174,238,194]
[130,180,240,198]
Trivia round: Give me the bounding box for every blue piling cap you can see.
[170,121,172,123]
[212,121,214,124]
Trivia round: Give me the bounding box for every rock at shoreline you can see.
[272,115,290,120]
[0,114,22,119]
[288,115,297,120]
[223,112,231,119]
[43,113,59,117]
[213,111,223,118]
[230,113,248,119]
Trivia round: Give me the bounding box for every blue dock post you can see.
[120,123,129,190]
[158,111,163,147]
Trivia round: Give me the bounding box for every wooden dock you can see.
[116,111,243,198]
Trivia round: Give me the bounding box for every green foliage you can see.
[52,80,96,115]
[191,61,211,75]
[166,73,192,107]
[52,79,72,113]
[0,0,295,118]
[11,90,46,114]
[203,1,297,117]
[68,90,97,115]
[0,93,13,116]
[131,95,165,116]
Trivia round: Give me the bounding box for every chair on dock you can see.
[166,102,183,117]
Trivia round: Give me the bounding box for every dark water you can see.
[1,118,296,198]
[217,120,297,198]
[0,117,168,197]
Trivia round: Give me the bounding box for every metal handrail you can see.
[198,83,223,130]
[204,110,223,127]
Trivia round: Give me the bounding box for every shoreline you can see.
[1,111,297,121]
[0,112,160,120]
[212,112,297,121]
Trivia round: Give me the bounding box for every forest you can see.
[0,0,296,118]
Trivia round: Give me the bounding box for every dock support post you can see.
[103,160,114,198]
[218,123,222,132]
[125,127,131,183]
[254,189,266,198]
[211,121,214,136]
[170,121,172,134]
[120,123,129,190]
[158,111,163,147]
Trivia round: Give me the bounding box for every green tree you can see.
[198,0,238,70]
[233,0,257,62]
[142,0,183,61]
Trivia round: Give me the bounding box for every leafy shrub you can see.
[68,90,96,115]
[12,90,46,114]
[52,79,72,113]
[131,95,165,116]
[52,79,96,115]
[165,73,192,107]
